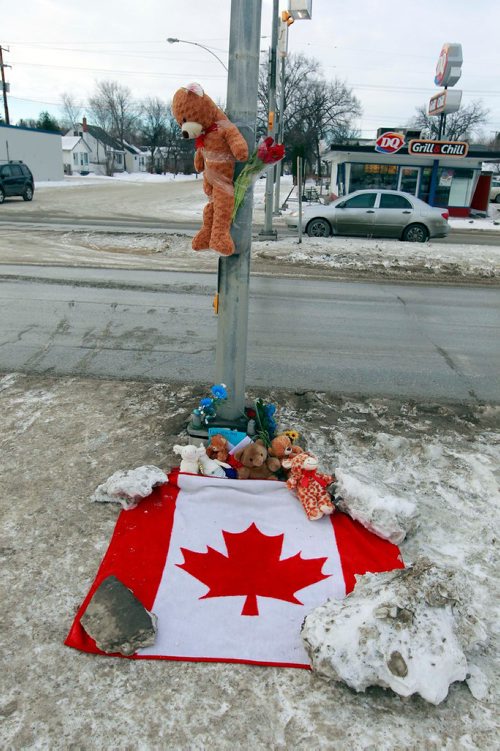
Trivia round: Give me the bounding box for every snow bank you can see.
[302,558,487,705]
[334,467,418,544]
[91,465,167,509]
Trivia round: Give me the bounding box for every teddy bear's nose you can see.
[182,130,189,139]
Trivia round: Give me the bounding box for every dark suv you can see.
[0,161,34,203]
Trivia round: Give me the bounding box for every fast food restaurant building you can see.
[322,133,500,216]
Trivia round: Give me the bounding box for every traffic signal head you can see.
[281,10,294,26]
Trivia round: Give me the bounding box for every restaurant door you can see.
[398,167,419,196]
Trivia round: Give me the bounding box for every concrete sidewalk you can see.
[1,372,498,750]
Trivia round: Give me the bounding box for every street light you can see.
[166,38,228,72]
[261,2,312,235]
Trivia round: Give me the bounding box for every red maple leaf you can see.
[177,523,330,616]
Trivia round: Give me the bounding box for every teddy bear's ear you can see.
[184,82,204,97]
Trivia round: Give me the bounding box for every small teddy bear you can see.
[172,83,249,257]
[198,451,231,479]
[268,434,303,475]
[283,452,335,521]
[233,438,281,480]
[173,443,206,474]
[206,434,230,463]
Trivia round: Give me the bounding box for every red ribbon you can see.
[299,470,330,489]
[195,123,218,149]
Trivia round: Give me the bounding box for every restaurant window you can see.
[419,167,433,203]
[350,163,399,191]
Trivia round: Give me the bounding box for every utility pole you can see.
[212,0,262,426]
[273,18,288,214]
[259,0,279,240]
[0,45,11,125]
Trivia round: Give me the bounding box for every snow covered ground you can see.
[1,374,498,749]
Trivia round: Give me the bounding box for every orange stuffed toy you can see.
[283,452,335,521]
[172,83,249,256]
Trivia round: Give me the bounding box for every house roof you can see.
[62,135,90,151]
[83,124,124,152]
[122,140,142,155]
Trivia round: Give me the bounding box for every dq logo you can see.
[375,132,405,154]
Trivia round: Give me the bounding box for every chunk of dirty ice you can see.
[91,465,167,510]
[80,575,157,656]
[334,468,418,544]
[302,558,486,705]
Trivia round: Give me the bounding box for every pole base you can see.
[187,414,251,441]
[257,229,278,241]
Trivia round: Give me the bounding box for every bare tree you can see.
[410,100,490,142]
[60,92,82,131]
[140,97,167,172]
[259,53,361,178]
[88,80,138,146]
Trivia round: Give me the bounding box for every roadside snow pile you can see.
[334,468,418,544]
[253,236,500,280]
[302,558,487,705]
[91,465,167,509]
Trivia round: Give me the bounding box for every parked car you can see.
[0,161,35,203]
[489,177,500,203]
[285,189,450,242]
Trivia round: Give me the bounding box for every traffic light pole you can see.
[213,0,262,426]
[259,0,279,240]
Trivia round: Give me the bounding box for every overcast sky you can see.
[2,0,499,140]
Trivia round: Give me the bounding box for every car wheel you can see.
[402,223,429,242]
[306,218,331,237]
[495,194,500,204]
[0,188,4,204]
[23,185,33,201]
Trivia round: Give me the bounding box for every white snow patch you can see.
[91,465,167,510]
[334,468,418,544]
[302,558,487,705]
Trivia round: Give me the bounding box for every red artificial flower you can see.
[257,137,285,164]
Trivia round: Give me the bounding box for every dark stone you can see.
[387,651,408,677]
[80,575,157,656]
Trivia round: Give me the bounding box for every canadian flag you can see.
[66,471,404,668]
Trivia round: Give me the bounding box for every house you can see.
[61,135,91,175]
[66,118,125,175]
[0,123,63,181]
[123,141,147,173]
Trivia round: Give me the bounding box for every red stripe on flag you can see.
[65,472,179,654]
[331,512,405,594]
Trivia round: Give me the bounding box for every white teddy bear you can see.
[173,443,206,474]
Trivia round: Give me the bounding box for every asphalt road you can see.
[0,215,499,245]
[0,265,498,402]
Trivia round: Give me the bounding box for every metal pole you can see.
[0,46,10,125]
[273,53,286,213]
[297,156,303,244]
[259,0,279,240]
[214,0,262,425]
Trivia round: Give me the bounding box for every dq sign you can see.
[434,43,463,87]
[375,132,405,154]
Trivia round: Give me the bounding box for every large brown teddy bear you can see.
[172,83,249,256]
[234,439,281,480]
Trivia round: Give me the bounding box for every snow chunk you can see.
[335,468,418,544]
[465,664,490,701]
[91,465,167,510]
[302,558,487,705]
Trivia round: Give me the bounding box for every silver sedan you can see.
[285,189,450,242]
